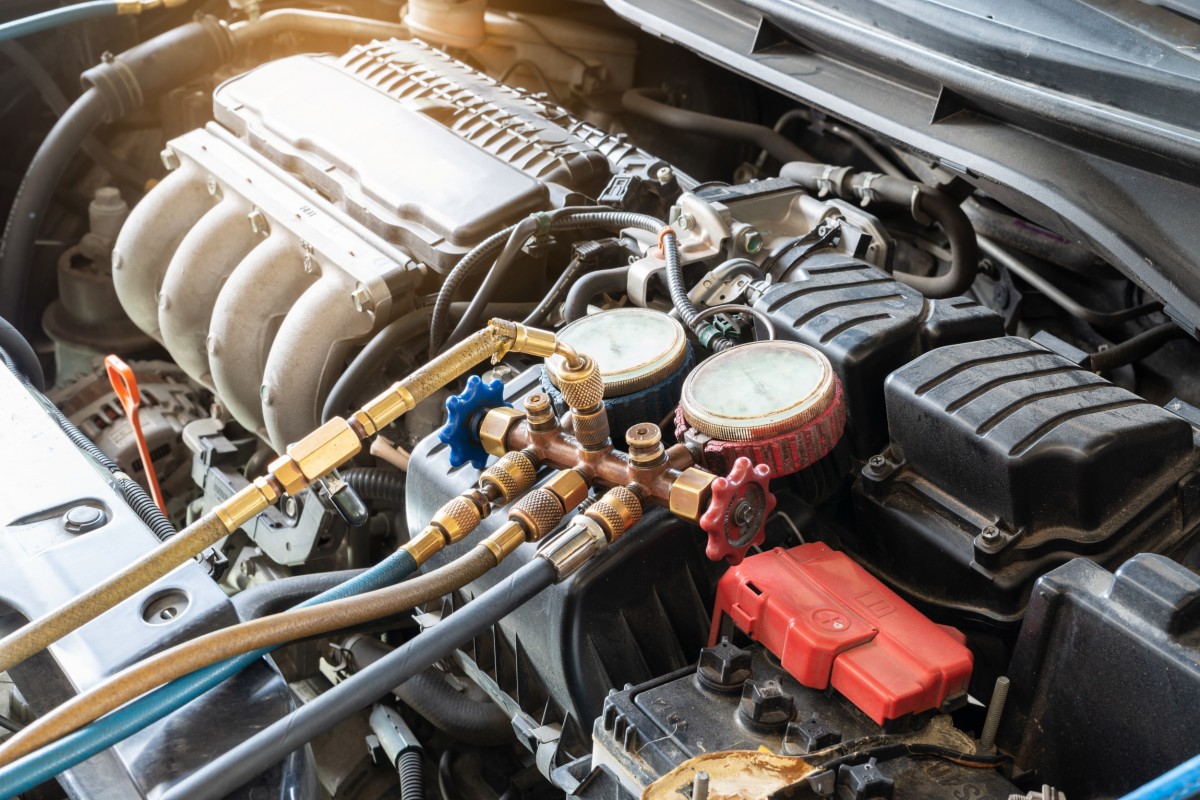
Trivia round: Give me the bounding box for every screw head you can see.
[676,213,695,231]
[980,525,1001,544]
[656,166,674,184]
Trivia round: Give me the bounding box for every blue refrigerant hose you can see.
[0,2,118,41]
[0,548,419,798]
[1119,753,1200,800]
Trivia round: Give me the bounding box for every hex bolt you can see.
[741,228,763,254]
[524,393,557,431]
[160,148,180,171]
[247,208,270,237]
[979,675,1010,752]
[351,285,372,313]
[656,166,674,184]
[626,423,665,468]
[692,771,709,800]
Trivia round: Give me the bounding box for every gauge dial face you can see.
[681,340,836,441]
[548,308,688,396]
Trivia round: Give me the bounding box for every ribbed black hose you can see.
[342,469,405,507]
[230,570,367,622]
[343,636,513,746]
[0,344,176,542]
[160,557,559,800]
[0,315,44,390]
[0,88,108,327]
[563,266,631,322]
[398,749,424,800]
[1090,322,1188,371]
[780,161,979,298]
[622,88,815,164]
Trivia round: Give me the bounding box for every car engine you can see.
[1,2,1199,799]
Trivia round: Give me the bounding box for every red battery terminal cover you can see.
[710,543,973,725]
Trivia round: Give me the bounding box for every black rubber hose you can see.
[0,17,233,328]
[399,749,424,800]
[0,315,44,390]
[623,88,814,164]
[0,345,177,542]
[160,557,559,800]
[230,570,367,622]
[341,469,405,507]
[343,636,513,746]
[563,266,631,322]
[1089,322,1188,372]
[0,42,148,191]
[0,88,108,326]
[779,162,980,298]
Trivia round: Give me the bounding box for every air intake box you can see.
[850,336,1200,625]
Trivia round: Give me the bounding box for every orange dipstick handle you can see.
[104,355,167,514]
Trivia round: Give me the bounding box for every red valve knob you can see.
[699,457,777,565]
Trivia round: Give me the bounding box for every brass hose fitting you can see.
[587,485,644,542]
[536,485,645,581]
[479,450,538,503]
[480,468,590,560]
[555,354,605,412]
[626,423,666,469]
[402,450,542,565]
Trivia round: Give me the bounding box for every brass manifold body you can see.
[479,392,718,529]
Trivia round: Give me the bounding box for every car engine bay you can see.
[1,1,1199,799]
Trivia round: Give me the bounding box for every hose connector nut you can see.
[509,488,566,542]
[626,423,665,468]
[479,406,526,458]
[480,450,538,503]
[587,485,643,542]
[554,354,604,413]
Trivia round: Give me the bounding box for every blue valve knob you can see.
[438,375,510,469]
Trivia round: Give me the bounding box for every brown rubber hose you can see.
[0,512,230,675]
[0,545,498,767]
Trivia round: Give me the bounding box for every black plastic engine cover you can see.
[405,368,721,766]
[753,252,1003,459]
[850,336,1200,626]
[999,554,1200,798]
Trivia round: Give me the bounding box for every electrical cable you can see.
[0,316,44,390]
[523,256,585,326]
[157,557,558,800]
[623,87,815,164]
